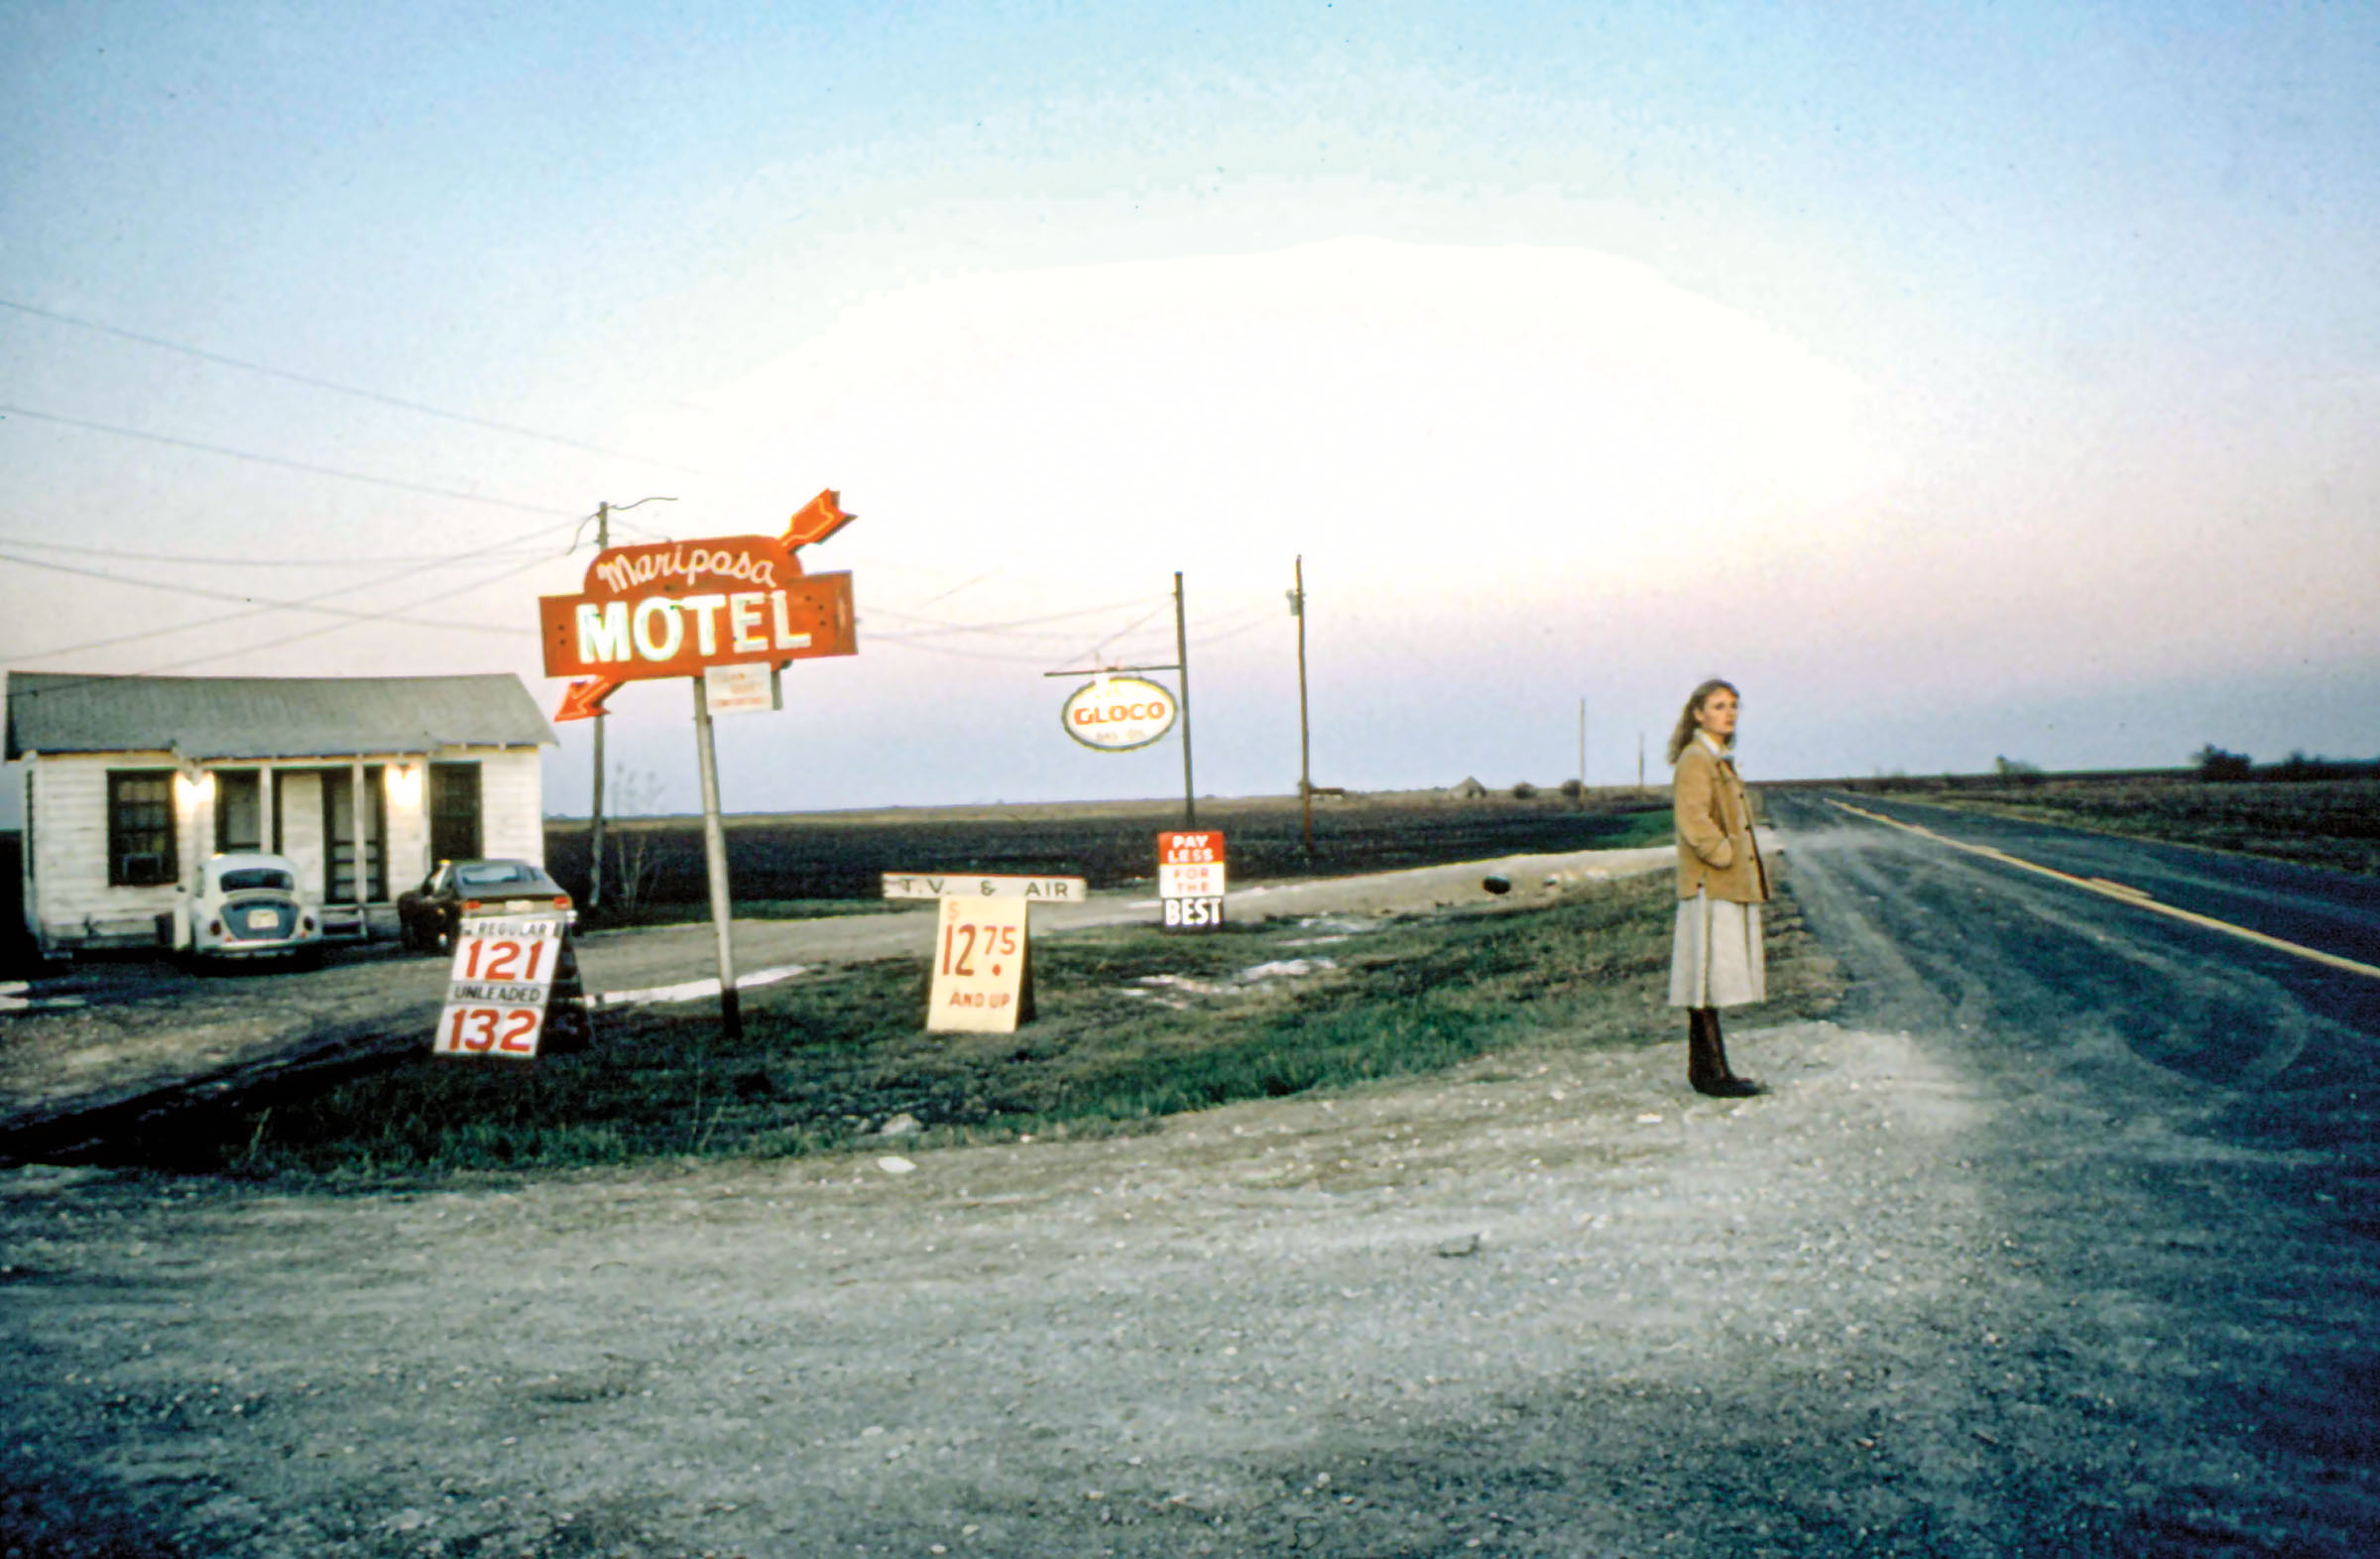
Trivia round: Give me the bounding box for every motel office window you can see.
[429,762,482,864]
[107,770,178,886]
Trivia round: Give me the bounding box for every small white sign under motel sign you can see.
[704,660,781,716]
[1060,675,1178,752]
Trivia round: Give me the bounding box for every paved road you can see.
[1766,788,2380,1552]
[1769,789,2380,1106]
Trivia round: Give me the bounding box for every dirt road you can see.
[5,1015,2063,1558]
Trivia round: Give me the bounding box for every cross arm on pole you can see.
[1040,662,1182,677]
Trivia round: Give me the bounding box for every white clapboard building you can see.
[5,671,555,955]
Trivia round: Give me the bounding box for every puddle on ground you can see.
[1120,956,1342,1006]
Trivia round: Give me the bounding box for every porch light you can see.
[175,770,215,808]
[387,763,424,808]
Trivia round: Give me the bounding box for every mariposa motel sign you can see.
[536,487,859,1044]
[539,489,859,721]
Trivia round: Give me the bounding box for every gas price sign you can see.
[927,897,1031,1032]
[1157,830,1227,931]
[433,917,565,1059]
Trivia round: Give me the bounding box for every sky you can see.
[3,0,2376,822]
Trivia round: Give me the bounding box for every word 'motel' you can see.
[573,581,816,666]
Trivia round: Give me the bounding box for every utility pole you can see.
[582,495,674,912]
[1578,696,1587,805]
[588,502,609,911]
[1638,731,1646,793]
[1291,556,1313,857]
[1174,571,1196,830]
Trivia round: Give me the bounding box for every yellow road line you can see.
[1824,797,2380,983]
[2085,877,2154,900]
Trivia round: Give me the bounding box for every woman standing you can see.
[1667,678,1769,1097]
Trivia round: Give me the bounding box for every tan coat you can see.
[1673,739,1771,903]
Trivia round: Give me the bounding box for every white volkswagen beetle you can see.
[186,853,323,965]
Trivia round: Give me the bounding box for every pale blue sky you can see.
[4,2,2376,815]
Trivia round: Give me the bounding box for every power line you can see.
[907,569,1003,609]
[1190,610,1281,651]
[122,550,562,676]
[0,546,544,641]
[0,515,578,662]
[0,531,558,568]
[866,598,1275,665]
[0,297,696,471]
[2,549,565,699]
[868,621,1169,648]
[0,402,584,517]
[865,594,1170,636]
[863,633,1072,665]
[1065,604,1171,669]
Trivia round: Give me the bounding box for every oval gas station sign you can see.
[1060,675,1178,751]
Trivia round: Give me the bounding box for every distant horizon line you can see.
[521,757,2380,828]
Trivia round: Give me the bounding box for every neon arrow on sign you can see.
[540,489,859,721]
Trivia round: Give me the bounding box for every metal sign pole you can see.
[1293,555,1312,857]
[588,502,609,911]
[690,677,744,1039]
[1174,570,1196,830]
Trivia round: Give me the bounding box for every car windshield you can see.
[219,868,295,893]
[454,863,538,889]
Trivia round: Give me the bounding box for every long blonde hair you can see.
[1665,678,1739,766]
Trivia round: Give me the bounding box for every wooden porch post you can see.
[349,760,368,912]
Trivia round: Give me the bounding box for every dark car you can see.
[398,859,576,954]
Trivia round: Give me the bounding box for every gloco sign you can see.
[539,490,858,721]
[1059,675,1178,752]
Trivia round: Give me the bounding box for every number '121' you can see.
[458,938,546,982]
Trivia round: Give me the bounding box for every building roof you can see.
[4,672,556,762]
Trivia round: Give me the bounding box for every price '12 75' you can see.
[940,918,1019,977]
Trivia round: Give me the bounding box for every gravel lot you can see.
[3,1016,1996,1558]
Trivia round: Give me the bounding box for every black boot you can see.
[1687,1010,1726,1093]
[1700,1010,1763,1097]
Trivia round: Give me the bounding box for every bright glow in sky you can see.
[4,1,2376,818]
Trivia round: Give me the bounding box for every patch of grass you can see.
[166,874,1839,1188]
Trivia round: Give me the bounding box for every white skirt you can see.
[1668,890,1766,1009]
